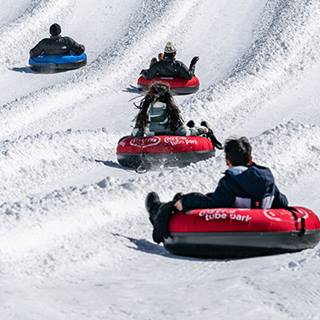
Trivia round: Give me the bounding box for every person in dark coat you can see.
[141,42,199,80]
[146,137,288,243]
[30,23,85,57]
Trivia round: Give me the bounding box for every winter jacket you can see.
[181,163,288,211]
[141,56,195,80]
[30,35,85,57]
[132,101,206,137]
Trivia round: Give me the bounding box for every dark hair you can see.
[134,83,184,132]
[164,52,176,60]
[224,137,252,166]
[50,23,61,36]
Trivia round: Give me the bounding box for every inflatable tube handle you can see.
[287,207,306,236]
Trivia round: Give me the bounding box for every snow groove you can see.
[0,128,119,202]
[0,0,76,68]
[0,0,199,140]
[252,121,320,186]
[0,177,143,276]
[1,121,319,276]
[182,0,320,135]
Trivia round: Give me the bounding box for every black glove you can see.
[190,56,199,67]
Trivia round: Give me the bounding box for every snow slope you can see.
[1,0,320,319]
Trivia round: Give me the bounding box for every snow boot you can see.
[200,121,223,150]
[152,201,175,244]
[186,120,195,128]
[145,192,161,226]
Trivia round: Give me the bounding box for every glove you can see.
[190,56,199,66]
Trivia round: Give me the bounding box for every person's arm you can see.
[177,61,193,80]
[271,185,288,208]
[142,63,159,79]
[179,177,235,211]
[29,40,45,57]
[64,37,85,55]
[189,56,199,76]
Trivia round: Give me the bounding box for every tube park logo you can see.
[197,208,310,224]
[198,209,252,223]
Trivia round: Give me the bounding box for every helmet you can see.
[50,23,61,36]
[164,42,176,54]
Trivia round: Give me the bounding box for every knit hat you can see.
[164,42,176,54]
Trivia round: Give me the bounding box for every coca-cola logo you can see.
[129,136,161,148]
[164,136,199,146]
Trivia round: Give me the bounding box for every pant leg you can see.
[152,201,175,244]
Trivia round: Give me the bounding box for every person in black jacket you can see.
[146,137,288,243]
[141,42,199,80]
[30,23,85,57]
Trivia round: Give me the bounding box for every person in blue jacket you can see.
[146,137,288,243]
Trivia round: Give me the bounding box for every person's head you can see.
[164,42,176,60]
[134,82,183,131]
[49,23,61,37]
[224,137,252,167]
[146,82,172,102]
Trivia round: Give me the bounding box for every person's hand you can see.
[190,56,199,66]
[203,128,209,134]
[175,200,183,211]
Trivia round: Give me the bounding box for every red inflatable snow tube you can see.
[164,207,320,258]
[137,76,200,95]
[117,135,214,169]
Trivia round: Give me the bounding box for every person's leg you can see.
[145,192,160,225]
[152,201,175,244]
[145,192,176,243]
[200,121,223,149]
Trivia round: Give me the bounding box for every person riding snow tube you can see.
[138,42,200,95]
[143,137,320,258]
[164,207,320,258]
[117,83,222,170]
[29,23,86,72]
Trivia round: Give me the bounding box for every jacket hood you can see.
[225,163,275,199]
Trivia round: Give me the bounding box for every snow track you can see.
[0,128,119,201]
[0,0,198,140]
[183,0,320,135]
[1,121,319,278]
[0,0,76,67]
[1,0,320,319]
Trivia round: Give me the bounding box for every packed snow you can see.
[1,0,320,319]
